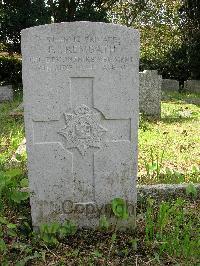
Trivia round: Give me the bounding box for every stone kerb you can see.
[0,85,13,102]
[162,79,179,92]
[137,184,200,202]
[184,80,200,93]
[139,70,162,118]
[21,22,139,228]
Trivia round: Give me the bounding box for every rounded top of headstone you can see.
[21,21,139,36]
[143,70,158,75]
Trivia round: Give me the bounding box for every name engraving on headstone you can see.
[25,33,134,72]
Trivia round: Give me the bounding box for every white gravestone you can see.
[139,70,162,118]
[21,22,139,228]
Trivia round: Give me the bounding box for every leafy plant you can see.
[15,251,41,266]
[57,220,77,239]
[39,220,77,246]
[0,168,29,211]
[0,216,18,255]
[39,222,60,246]
[111,198,129,220]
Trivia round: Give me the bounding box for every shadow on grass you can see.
[183,98,200,106]
[162,98,200,108]
[160,116,198,124]
[139,114,198,125]
[162,91,200,106]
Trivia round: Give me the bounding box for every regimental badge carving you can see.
[58,104,107,156]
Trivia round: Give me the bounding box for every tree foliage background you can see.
[0,0,200,84]
[0,0,50,54]
[179,0,200,79]
[110,0,200,81]
[0,0,112,53]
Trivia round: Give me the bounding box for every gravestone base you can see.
[32,199,136,229]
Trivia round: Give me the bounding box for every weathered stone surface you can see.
[184,80,200,93]
[139,70,162,118]
[0,85,13,102]
[21,22,139,228]
[162,79,179,92]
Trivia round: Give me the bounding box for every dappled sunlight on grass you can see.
[0,94,24,168]
[139,91,200,184]
[0,91,199,184]
[0,91,199,265]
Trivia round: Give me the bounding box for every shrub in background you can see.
[0,56,22,88]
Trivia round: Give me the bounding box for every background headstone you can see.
[21,22,139,228]
[162,79,179,92]
[0,85,13,102]
[184,80,200,93]
[139,70,162,118]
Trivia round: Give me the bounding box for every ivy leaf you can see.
[0,239,7,253]
[5,168,23,178]
[10,190,29,203]
[111,198,129,220]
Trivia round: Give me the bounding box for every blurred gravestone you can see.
[21,22,139,228]
[184,80,200,93]
[162,79,179,92]
[0,85,13,102]
[139,70,162,118]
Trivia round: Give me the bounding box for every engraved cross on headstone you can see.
[33,77,131,203]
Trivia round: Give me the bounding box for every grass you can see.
[0,197,199,265]
[0,90,199,265]
[0,90,199,185]
[138,91,200,184]
[0,92,24,170]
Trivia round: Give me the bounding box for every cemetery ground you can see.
[0,91,199,265]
